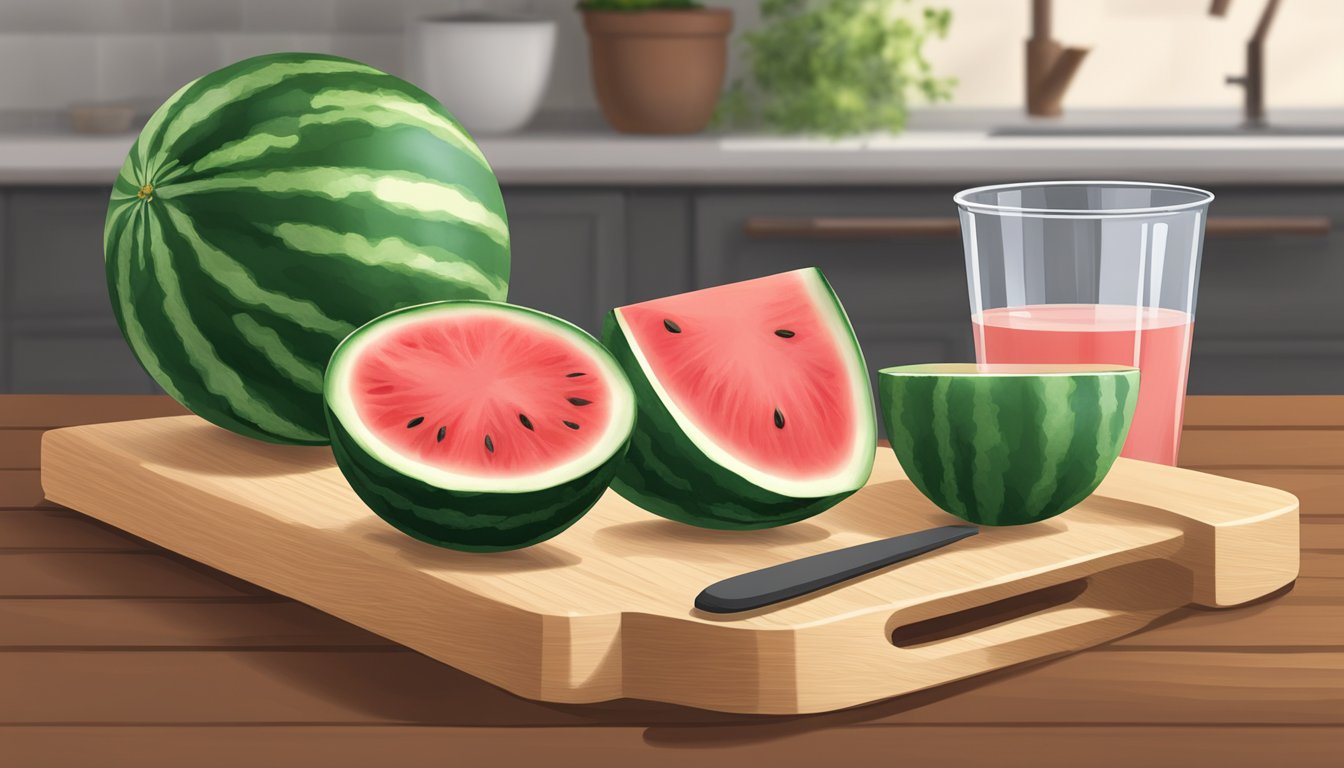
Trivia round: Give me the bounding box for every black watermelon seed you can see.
[774,329,796,338]
[663,319,681,333]
[484,434,495,453]
[406,416,425,428]
[519,413,534,431]
[568,397,592,406]
[566,372,586,378]
[774,408,786,429]
[436,426,446,442]
[563,420,580,430]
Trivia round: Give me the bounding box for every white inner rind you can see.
[326,303,636,494]
[882,363,1138,377]
[616,269,876,499]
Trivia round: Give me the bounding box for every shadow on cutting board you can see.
[128,416,333,477]
[593,517,833,556]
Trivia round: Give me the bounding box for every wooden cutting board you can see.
[40,415,1299,715]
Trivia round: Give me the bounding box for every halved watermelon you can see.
[603,268,876,529]
[325,301,635,551]
[880,363,1137,526]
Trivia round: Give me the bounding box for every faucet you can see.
[1026,0,1090,117]
[1210,0,1282,128]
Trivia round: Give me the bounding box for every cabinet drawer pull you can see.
[744,217,960,239]
[743,216,1332,240]
[1204,217,1331,237]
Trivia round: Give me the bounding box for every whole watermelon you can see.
[105,52,509,445]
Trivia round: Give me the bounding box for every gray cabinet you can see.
[500,190,627,334]
[694,191,974,406]
[7,191,115,317]
[1,188,155,394]
[1187,188,1344,394]
[693,186,1344,397]
[0,187,643,393]
[1,183,1341,397]
[6,321,154,394]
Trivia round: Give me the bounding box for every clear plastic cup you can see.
[955,181,1214,465]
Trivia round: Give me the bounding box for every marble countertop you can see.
[1,108,1341,186]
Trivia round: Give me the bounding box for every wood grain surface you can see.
[39,414,1297,714]
[2,395,1341,767]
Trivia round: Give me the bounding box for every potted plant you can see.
[719,0,955,137]
[578,0,733,134]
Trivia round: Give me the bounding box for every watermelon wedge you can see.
[603,268,876,529]
[325,301,635,551]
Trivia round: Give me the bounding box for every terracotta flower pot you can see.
[582,9,733,135]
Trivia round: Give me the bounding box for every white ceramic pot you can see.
[412,17,556,135]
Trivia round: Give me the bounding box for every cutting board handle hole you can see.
[890,578,1089,648]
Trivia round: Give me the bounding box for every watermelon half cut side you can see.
[325,301,635,552]
[603,268,876,529]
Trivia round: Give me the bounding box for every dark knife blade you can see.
[695,525,979,614]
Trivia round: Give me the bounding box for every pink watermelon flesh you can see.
[351,311,615,478]
[619,270,857,478]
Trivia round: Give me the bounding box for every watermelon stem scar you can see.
[137,184,154,200]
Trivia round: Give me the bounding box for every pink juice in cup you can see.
[973,304,1194,465]
[955,181,1213,466]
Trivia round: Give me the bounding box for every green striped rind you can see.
[328,414,626,552]
[879,367,1138,526]
[601,276,875,530]
[325,302,634,553]
[105,52,508,445]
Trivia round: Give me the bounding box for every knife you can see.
[695,524,979,614]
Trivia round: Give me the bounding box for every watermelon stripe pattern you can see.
[105,53,509,445]
[880,365,1137,526]
[329,418,627,551]
[603,329,860,528]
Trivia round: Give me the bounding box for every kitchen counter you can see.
[3,394,1342,767]
[1,109,1343,186]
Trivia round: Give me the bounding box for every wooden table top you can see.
[2,395,1341,768]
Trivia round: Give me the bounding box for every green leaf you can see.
[577,0,702,10]
[720,0,956,137]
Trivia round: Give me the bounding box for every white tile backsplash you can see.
[160,34,227,95]
[219,33,337,67]
[0,0,1334,114]
[529,1,590,112]
[332,34,407,78]
[0,35,99,110]
[96,35,166,105]
[241,0,335,33]
[168,0,244,32]
[0,0,169,33]
[333,0,411,34]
